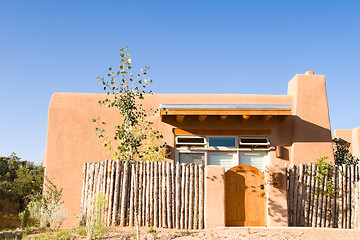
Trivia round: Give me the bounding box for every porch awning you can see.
[160,104,292,122]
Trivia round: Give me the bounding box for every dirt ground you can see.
[113,227,360,240]
[2,226,360,239]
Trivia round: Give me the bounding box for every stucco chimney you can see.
[305,71,314,75]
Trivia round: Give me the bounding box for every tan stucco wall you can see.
[265,165,288,226]
[335,127,360,158]
[204,166,225,228]
[45,71,334,226]
[287,71,334,164]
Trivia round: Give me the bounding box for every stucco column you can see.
[265,165,288,226]
[204,165,225,228]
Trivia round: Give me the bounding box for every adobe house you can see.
[44,71,335,227]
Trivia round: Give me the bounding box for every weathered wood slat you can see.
[351,165,355,229]
[129,162,135,226]
[318,166,325,228]
[171,163,176,228]
[304,164,312,226]
[151,161,155,226]
[112,160,121,226]
[141,162,147,226]
[154,161,159,228]
[180,164,186,229]
[166,162,172,228]
[175,163,181,229]
[311,164,317,227]
[119,162,129,227]
[199,165,204,229]
[188,164,194,229]
[133,162,139,228]
[145,161,150,226]
[287,166,293,226]
[87,163,95,222]
[296,164,303,226]
[184,164,190,229]
[293,165,298,226]
[107,160,115,226]
[80,163,88,224]
[161,162,167,228]
[158,162,162,227]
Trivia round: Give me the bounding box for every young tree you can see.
[92,46,165,162]
[92,47,165,238]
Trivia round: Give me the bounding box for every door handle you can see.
[257,184,264,190]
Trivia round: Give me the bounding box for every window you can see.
[238,137,269,149]
[179,153,205,165]
[240,152,267,172]
[208,137,236,147]
[175,134,269,172]
[208,153,237,171]
[175,136,206,147]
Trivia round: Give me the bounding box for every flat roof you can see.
[160,104,292,117]
[160,104,292,110]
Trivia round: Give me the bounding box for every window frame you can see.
[174,134,270,172]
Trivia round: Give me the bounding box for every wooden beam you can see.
[242,115,251,121]
[160,108,291,116]
[176,115,185,122]
[262,115,273,122]
[173,129,271,136]
[220,115,227,121]
[198,115,207,122]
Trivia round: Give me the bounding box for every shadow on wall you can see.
[206,173,224,182]
[162,115,332,144]
[267,188,288,225]
[265,168,289,226]
[288,116,332,143]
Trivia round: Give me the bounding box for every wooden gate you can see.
[225,165,266,226]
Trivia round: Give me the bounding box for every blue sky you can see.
[1,0,359,165]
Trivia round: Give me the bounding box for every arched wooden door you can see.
[225,165,266,226]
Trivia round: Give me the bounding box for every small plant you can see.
[313,155,336,198]
[53,228,73,240]
[19,178,67,229]
[86,192,106,239]
[75,225,87,236]
[147,227,157,239]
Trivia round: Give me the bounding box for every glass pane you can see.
[241,153,266,172]
[241,138,268,144]
[179,153,204,165]
[208,154,234,172]
[209,137,236,147]
[177,137,205,144]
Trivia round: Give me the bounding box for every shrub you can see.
[19,178,67,229]
[86,192,106,239]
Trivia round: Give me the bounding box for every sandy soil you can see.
[2,226,360,239]
[115,227,360,240]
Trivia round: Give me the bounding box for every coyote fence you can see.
[80,160,205,229]
[287,163,360,229]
